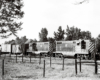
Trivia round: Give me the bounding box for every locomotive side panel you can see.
[36,42,49,52]
[55,41,75,56]
[54,40,91,56]
[56,41,74,52]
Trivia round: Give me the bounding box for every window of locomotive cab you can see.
[25,44,29,49]
[32,43,37,51]
[81,40,86,49]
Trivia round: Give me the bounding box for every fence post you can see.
[0,51,1,57]
[95,61,97,74]
[62,56,64,70]
[16,53,17,63]
[50,53,51,67]
[9,53,11,58]
[2,59,4,76]
[75,54,77,75]
[43,59,45,77]
[39,53,41,64]
[95,55,97,74]
[22,54,23,62]
[5,54,6,58]
[80,55,81,72]
[95,40,97,74]
[10,53,11,59]
[30,53,31,63]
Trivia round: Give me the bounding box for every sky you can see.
[0,0,100,44]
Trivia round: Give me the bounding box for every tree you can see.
[54,26,65,41]
[66,25,81,40]
[80,31,91,40]
[4,36,28,44]
[96,34,100,52]
[0,0,24,38]
[15,37,21,44]
[91,37,95,43]
[39,28,48,42]
[21,36,27,43]
[74,0,89,5]
[33,39,37,42]
[65,25,92,40]
[4,39,14,44]
[27,39,37,43]
[48,37,55,43]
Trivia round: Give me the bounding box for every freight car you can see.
[1,44,22,54]
[1,44,11,54]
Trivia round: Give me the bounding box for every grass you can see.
[0,54,100,80]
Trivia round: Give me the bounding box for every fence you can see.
[75,54,98,74]
[0,53,99,78]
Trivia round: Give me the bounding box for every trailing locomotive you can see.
[25,42,51,56]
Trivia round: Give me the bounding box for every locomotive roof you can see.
[56,40,90,42]
[36,42,49,43]
[25,39,90,44]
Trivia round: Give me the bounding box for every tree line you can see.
[39,26,100,53]
[39,26,95,42]
[4,25,100,53]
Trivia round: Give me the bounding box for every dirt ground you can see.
[0,54,100,80]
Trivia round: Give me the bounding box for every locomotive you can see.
[25,39,95,59]
[25,42,50,56]
[53,40,94,59]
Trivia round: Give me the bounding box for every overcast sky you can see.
[0,0,100,44]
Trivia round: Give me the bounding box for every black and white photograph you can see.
[0,0,100,80]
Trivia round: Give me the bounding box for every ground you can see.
[0,54,100,80]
